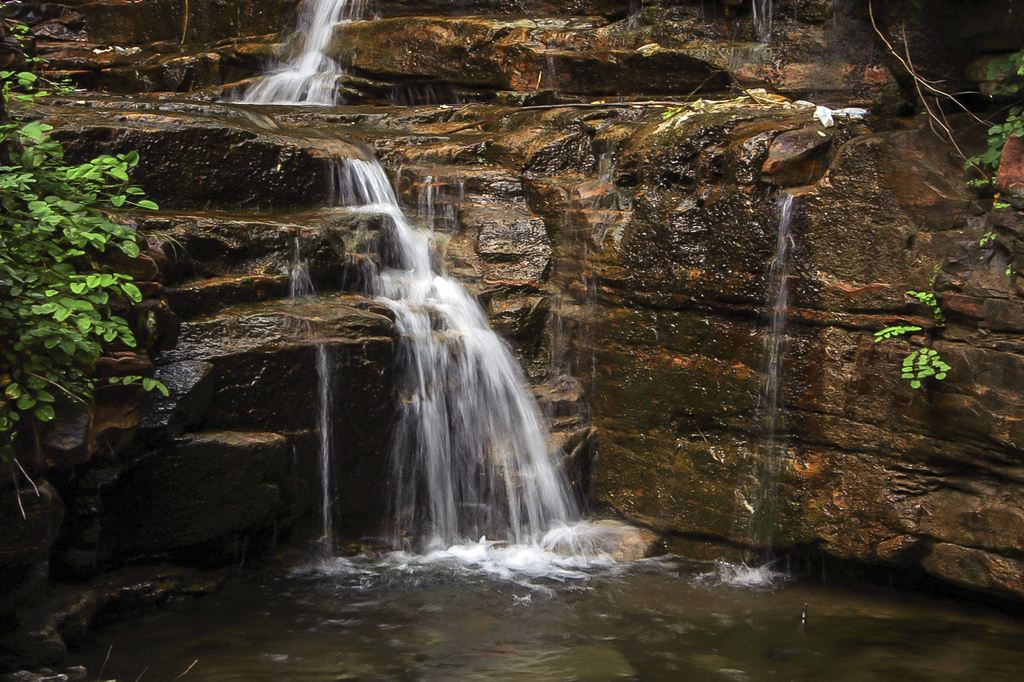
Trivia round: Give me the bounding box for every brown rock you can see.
[996,135,1024,205]
[40,407,94,469]
[96,431,290,561]
[0,482,64,568]
[93,352,153,379]
[922,543,1024,600]
[761,127,834,186]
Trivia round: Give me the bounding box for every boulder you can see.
[0,483,64,568]
[96,431,290,561]
[544,520,660,561]
[138,360,216,437]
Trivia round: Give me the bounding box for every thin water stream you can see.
[748,194,795,557]
[289,238,336,556]
[753,0,773,42]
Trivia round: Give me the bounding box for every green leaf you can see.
[19,121,51,142]
[121,283,143,303]
[34,405,55,422]
[136,199,159,211]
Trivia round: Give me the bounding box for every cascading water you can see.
[289,238,335,556]
[627,0,643,31]
[239,0,367,105]
[752,0,773,43]
[330,159,579,551]
[749,194,795,559]
[242,0,632,568]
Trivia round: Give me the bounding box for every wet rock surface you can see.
[3,0,1024,672]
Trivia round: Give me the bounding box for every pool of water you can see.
[73,552,1024,681]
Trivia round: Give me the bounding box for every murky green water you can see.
[74,556,1024,681]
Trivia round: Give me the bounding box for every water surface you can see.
[74,555,1024,681]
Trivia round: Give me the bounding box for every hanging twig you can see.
[10,464,26,520]
[181,0,190,45]
[172,660,199,680]
[867,0,988,127]
[26,371,87,404]
[97,644,113,681]
[12,457,39,497]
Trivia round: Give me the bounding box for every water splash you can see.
[752,0,773,43]
[330,158,579,551]
[695,560,786,589]
[239,0,367,105]
[749,194,795,556]
[307,521,652,584]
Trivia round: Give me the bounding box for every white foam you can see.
[696,561,787,589]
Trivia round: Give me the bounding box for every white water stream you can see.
[331,160,581,552]
[748,194,795,561]
[753,0,774,42]
[239,0,367,104]
[244,0,653,576]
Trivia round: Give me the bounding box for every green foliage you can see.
[0,42,164,463]
[900,348,951,390]
[873,325,923,342]
[979,231,998,247]
[874,291,950,391]
[985,51,1024,97]
[906,290,945,325]
[965,51,1024,182]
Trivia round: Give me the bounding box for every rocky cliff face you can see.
[2,0,1023,671]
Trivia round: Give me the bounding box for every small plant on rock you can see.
[873,289,951,391]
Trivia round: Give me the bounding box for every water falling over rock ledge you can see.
[2,0,1024,677]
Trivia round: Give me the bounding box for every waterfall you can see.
[239,0,367,105]
[752,0,773,42]
[330,159,578,551]
[749,194,795,555]
[289,238,335,556]
[627,0,643,30]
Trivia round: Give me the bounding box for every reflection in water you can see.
[73,556,1024,681]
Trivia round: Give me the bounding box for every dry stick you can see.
[181,0,190,45]
[12,457,39,497]
[902,27,974,165]
[26,371,87,405]
[133,667,149,682]
[97,644,113,681]
[10,465,26,520]
[867,0,988,126]
[172,660,199,680]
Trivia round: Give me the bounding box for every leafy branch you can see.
[0,28,165,465]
